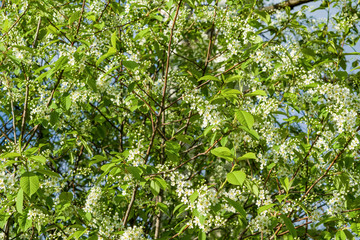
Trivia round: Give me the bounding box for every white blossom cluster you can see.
[327,191,346,216]
[119,226,145,240]
[84,186,102,214]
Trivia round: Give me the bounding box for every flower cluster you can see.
[84,186,102,214]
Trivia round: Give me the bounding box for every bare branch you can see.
[0,8,28,40]
[32,17,42,48]
[123,187,138,226]
[262,0,316,12]
[160,0,183,115]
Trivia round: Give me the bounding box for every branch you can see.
[146,134,225,178]
[160,0,183,115]
[97,1,111,23]
[165,57,250,110]
[261,0,316,12]
[22,70,64,151]
[32,17,42,48]
[89,103,122,133]
[74,0,86,40]
[203,0,218,75]
[20,84,29,142]
[271,127,360,239]
[277,221,313,236]
[0,8,28,40]
[123,186,138,226]
[302,128,360,198]
[10,99,16,145]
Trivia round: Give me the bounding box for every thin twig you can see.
[0,8,28,40]
[89,103,122,133]
[22,70,64,151]
[203,0,218,75]
[73,0,86,45]
[261,0,315,12]
[10,100,16,145]
[20,84,29,142]
[160,0,183,116]
[32,17,42,48]
[123,187,138,226]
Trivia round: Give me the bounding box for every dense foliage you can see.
[1,0,360,239]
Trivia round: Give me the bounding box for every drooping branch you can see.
[262,0,316,12]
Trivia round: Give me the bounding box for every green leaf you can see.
[197,75,219,82]
[280,177,293,193]
[53,56,68,72]
[245,180,259,196]
[2,152,22,158]
[211,147,234,161]
[204,125,215,136]
[86,78,97,92]
[280,214,297,237]
[342,230,354,240]
[225,75,242,83]
[244,90,267,97]
[221,89,241,96]
[59,192,73,203]
[239,126,260,140]
[35,169,61,178]
[20,172,39,197]
[351,222,360,234]
[198,231,206,240]
[50,110,60,126]
[122,60,139,70]
[189,191,199,203]
[334,71,348,80]
[30,155,47,164]
[275,195,287,203]
[254,9,270,24]
[68,11,80,25]
[237,152,257,161]
[155,177,168,190]
[236,111,254,129]
[96,47,117,66]
[89,155,107,166]
[61,95,71,111]
[258,203,276,213]
[16,189,23,213]
[101,163,115,172]
[302,47,316,59]
[175,135,193,144]
[227,171,246,186]
[173,203,184,214]
[68,228,87,240]
[224,197,246,219]
[80,138,92,155]
[150,180,160,196]
[283,116,298,122]
[126,166,143,180]
[316,216,342,227]
[157,202,169,216]
[111,31,118,49]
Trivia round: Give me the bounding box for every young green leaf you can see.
[211,147,234,161]
[227,171,246,186]
[258,203,276,214]
[280,214,297,238]
[16,189,23,213]
[150,180,160,196]
[236,111,254,129]
[237,152,257,161]
[20,172,39,197]
[244,90,267,97]
[224,197,246,219]
[197,75,219,81]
